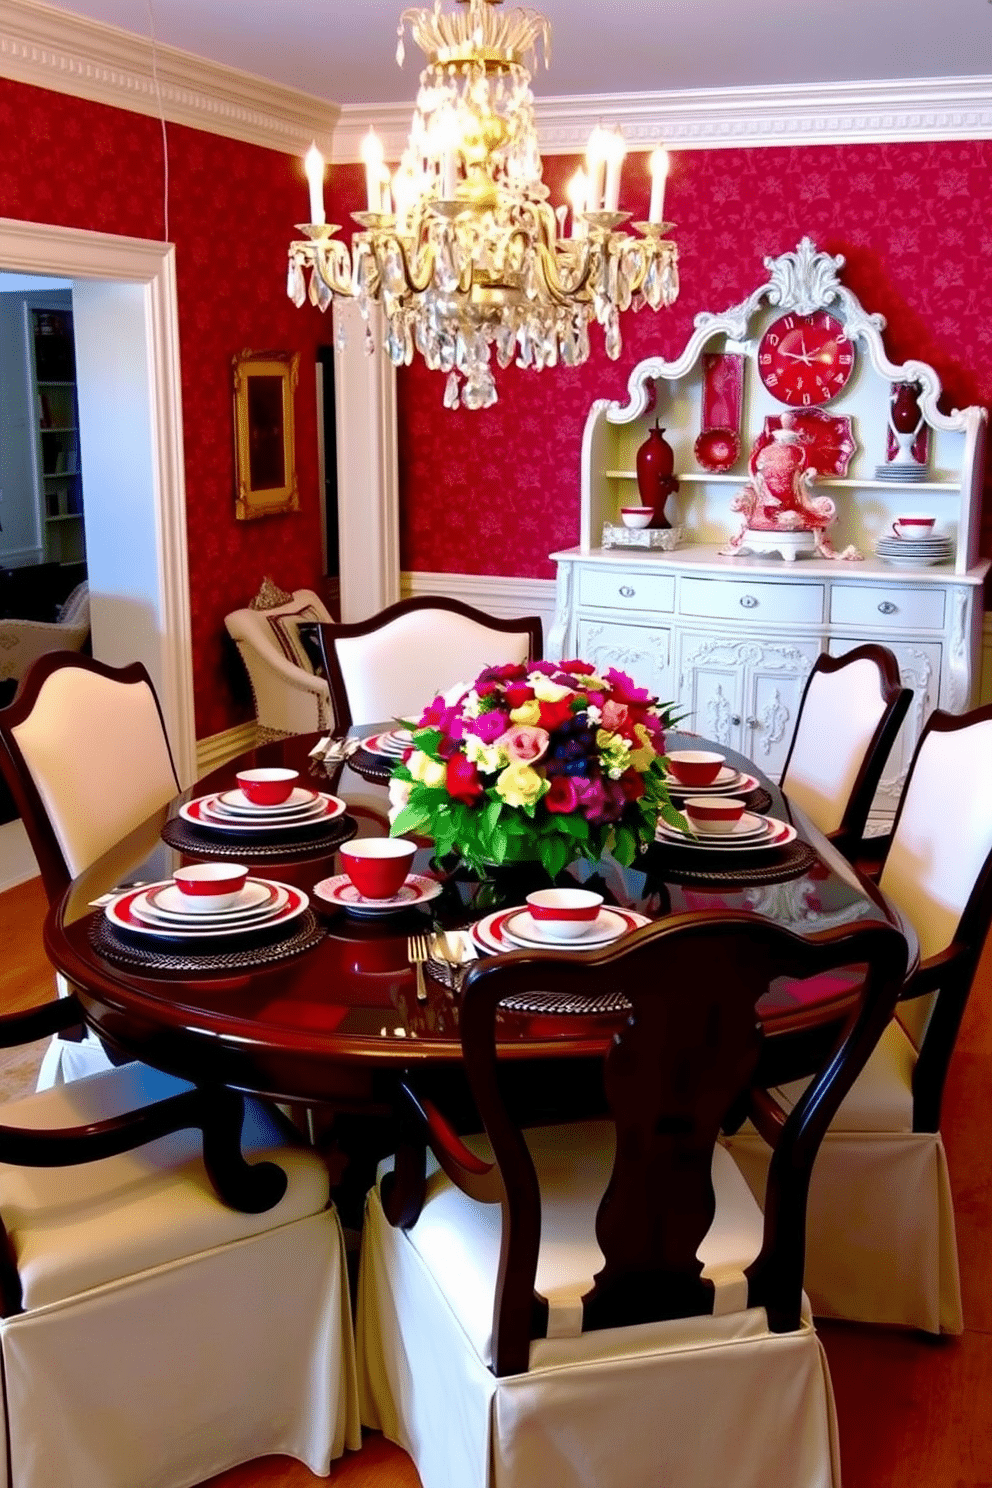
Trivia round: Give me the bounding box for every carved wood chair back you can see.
[317,596,543,731]
[385,911,907,1376]
[779,643,911,856]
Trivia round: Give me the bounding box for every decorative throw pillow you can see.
[295,622,326,677]
[249,576,294,611]
[266,604,324,675]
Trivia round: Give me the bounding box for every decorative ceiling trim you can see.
[0,0,338,155]
[0,1,988,159]
[336,76,992,159]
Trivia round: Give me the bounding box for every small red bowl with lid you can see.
[683,797,747,836]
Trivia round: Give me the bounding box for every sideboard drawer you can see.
[830,585,946,631]
[679,577,824,625]
[579,569,676,613]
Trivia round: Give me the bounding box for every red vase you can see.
[636,422,678,528]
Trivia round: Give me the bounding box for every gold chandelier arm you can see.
[534,240,593,305]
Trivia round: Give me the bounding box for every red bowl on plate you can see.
[340,838,416,900]
[667,750,725,787]
[236,767,299,806]
[683,797,746,835]
[525,888,603,939]
[173,862,249,911]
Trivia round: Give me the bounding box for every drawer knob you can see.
[878,601,897,615]
[619,585,636,598]
[731,715,742,727]
[740,595,759,609]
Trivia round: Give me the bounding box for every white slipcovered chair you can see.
[0,1059,359,1488]
[0,652,182,1087]
[726,703,992,1334]
[0,580,89,689]
[779,644,911,860]
[225,586,332,735]
[358,912,907,1488]
[317,595,543,730]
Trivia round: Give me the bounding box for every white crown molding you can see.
[337,74,992,160]
[0,1,988,159]
[0,0,338,155]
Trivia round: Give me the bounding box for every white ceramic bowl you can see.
[173,862,249,912]
[683,796,747,836]
[525,887,604,938]
[620,506,654,529]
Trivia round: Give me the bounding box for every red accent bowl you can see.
[667,750,725,787]
[526,888,603,939]
[173,862,249,911]
[340,838,417,900]
[683,797,747,835]
[235,767,299,806]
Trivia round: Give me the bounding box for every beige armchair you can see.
[0,581,89,689]
[225,587,333,735]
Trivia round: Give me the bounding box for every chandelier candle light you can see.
[287,0,679,410]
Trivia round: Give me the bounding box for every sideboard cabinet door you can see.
[678,631,820,776]
[576,619,674,708]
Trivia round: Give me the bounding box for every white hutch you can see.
[548,239,989,818]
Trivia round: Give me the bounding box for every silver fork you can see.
[407,934,429,1002]
[431,930,475,992]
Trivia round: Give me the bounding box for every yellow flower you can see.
[494,760,545,808]
[627,723,658,773]
[509,699,542,726]
[464,734,506,774]
[530,675,573,703]
[407,750,446,788]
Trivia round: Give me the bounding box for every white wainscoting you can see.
[401,570,557,644]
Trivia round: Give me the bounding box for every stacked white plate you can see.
[874,535,952,570]
[661,765,760,797]
[471,905,650,954]
[180,788,346,835]
[655,814,797,853]
[873,463,930,482]
[105,878,309,942]
[359,728,414,759]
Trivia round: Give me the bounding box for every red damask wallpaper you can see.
[397,141,992,578]
[1,69,990,733]
[0,75,332,737]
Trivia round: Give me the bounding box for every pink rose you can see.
[499,724,550,764]
[601,700,629,734]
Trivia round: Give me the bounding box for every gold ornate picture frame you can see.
[233,349,300,520]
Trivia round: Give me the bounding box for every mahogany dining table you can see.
[44,730,917,1146]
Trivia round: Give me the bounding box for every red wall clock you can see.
[757,311,856,406]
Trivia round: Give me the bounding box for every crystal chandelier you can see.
[287,0,679,410]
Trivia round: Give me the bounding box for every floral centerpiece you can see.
[387,659,682,878]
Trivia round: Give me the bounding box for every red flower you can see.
[620,772,646,802]
[544,775,580,813]
[560,660,596,675]
[504,683,536,710]
[538,697,575,732]
[604,667,653,706]
[446,753,484,805]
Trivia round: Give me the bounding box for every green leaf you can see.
[484,799,503,833]
[612,824,637,867]
[490,824,510,863]
[390,804,429,837]
[542,833,570,879]
[412,728,444,759]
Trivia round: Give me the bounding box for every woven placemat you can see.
[647,838,819,886]
[88,910,325,973]
[348,748,395,784]
[160,812,357,861]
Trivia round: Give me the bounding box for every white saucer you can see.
[655,817,797,852]
[139,879,283,922]
[501,908,630,949]
[216,786,320,815]
[664,771,760,797]
[658,811,770,844]
[312,873,442,916]
[106,882,308,939]
[181,794,345,834]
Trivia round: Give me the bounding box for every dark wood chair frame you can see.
[779,643,912,862]
[0,652,180,906]
[380,911,908,1377]
[0,993,292,1316]
[316,596,544,733]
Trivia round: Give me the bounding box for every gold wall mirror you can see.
[233,348,300,520]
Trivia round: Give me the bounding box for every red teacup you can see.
[235,767,299,806]
[683,796,746,836]
[340,838,416,900]
[892,517,936,541]
[667,750,725,787]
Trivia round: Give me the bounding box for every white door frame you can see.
[0,216,195,785]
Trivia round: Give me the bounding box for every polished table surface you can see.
[45,731,916,1110]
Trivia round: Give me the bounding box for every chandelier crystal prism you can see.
[287,0,679,410]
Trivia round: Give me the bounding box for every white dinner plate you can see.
[105,881,308,940]
[657,811,771,844]
[360,729,414,758]
[180,794,345,834]
[202,796,331,826]
[131,879,288,926]
[501,908,633,950]
[312,873,442,916]
[662,771,760,797]
[654,816,797,852]
[214,786,320,815]
[471,905,650,955]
